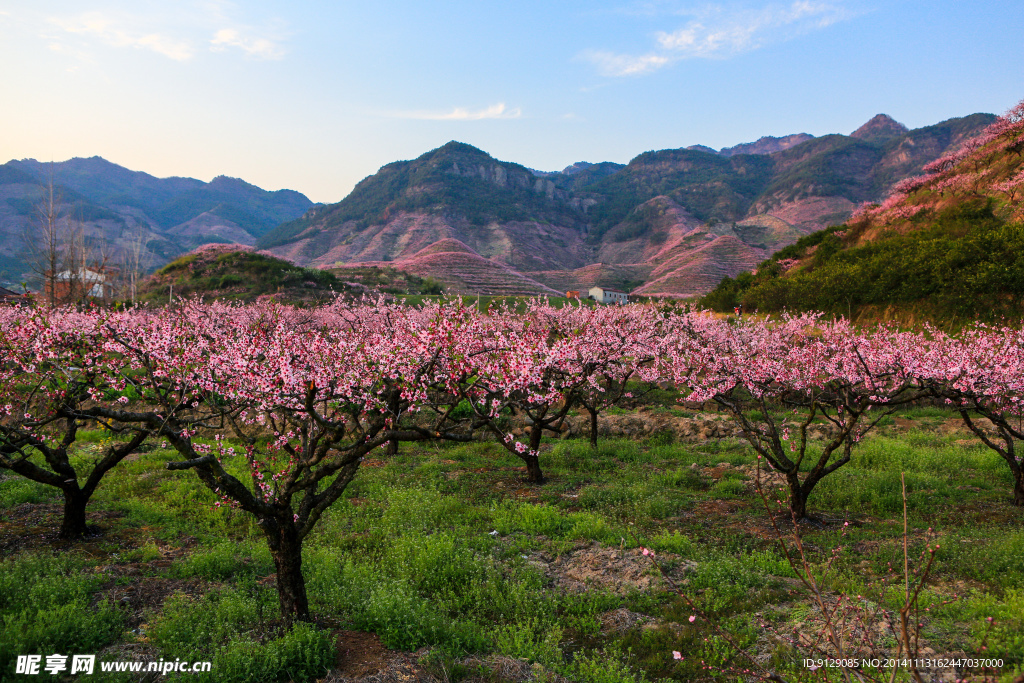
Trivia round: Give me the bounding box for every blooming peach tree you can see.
[665,312,928,520]
[81,299,473,622]
[918,324,1024,506]
[0,306,148,538]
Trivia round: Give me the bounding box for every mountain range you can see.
[0,156,314,288]
[2,110,996,297]
[257,112,995,298]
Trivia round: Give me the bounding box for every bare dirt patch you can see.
[98,575,214,629]
[325,648,576,683]
[526,541,696,594]
[755,595,968,683]
[331,631,393,680]
[939,417,998,440]
[490,475,545,500]
[695,499,744,517]
[325,641,479,683]
[94,643,164,683]
[599,607,654,634]
[0,503,128,556]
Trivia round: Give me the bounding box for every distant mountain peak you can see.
[209,175,258,191]
[0,156,315,289]
[561,161,594,175]
[851,114,909,142]
[718,134,815,157]
[247,110,996,301]
[683,136,816,157]
[434,140,490,157]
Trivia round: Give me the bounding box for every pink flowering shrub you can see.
[994,168,1024,201]
[190,243,255,257]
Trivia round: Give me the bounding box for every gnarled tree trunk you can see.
[265,520,310,623]
[523,453,544,483]
[58,486,90,539]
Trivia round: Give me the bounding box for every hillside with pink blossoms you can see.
[701,99,1024,324]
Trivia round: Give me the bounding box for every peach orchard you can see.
[1,299,1022,623]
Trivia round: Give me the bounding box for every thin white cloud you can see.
[656,1,847,56]
[210,27,286,59]
[390,103,523,121]
[132,33,195,61]
[45,6,289,64]
[581,50,670,77]
[583,1,851,76]
[54,12,195,61]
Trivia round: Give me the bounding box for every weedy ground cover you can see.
[0,407,1022,682]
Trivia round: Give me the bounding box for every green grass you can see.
[0,476,57,507]
[150,589,334,683]
[1,410,1022,682]
[0,554,124,676]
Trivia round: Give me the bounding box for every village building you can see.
[43,267,118,304]
[587,286,628,305]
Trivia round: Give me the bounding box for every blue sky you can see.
[1,0,1022,203]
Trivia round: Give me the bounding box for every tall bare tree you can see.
[119,226,148,304]
[23,169,65,307]
[62,215,89,304]
[22,167,113,306]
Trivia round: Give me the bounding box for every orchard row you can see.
[2,299,1022,621]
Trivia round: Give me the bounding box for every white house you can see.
[46,267,117,302]
[588,287,628,305]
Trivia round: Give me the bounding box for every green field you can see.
[1,407,1022,682]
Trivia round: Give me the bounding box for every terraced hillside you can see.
[635,235,764,298]
[526,263,651,296]
[343,239,561,296]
